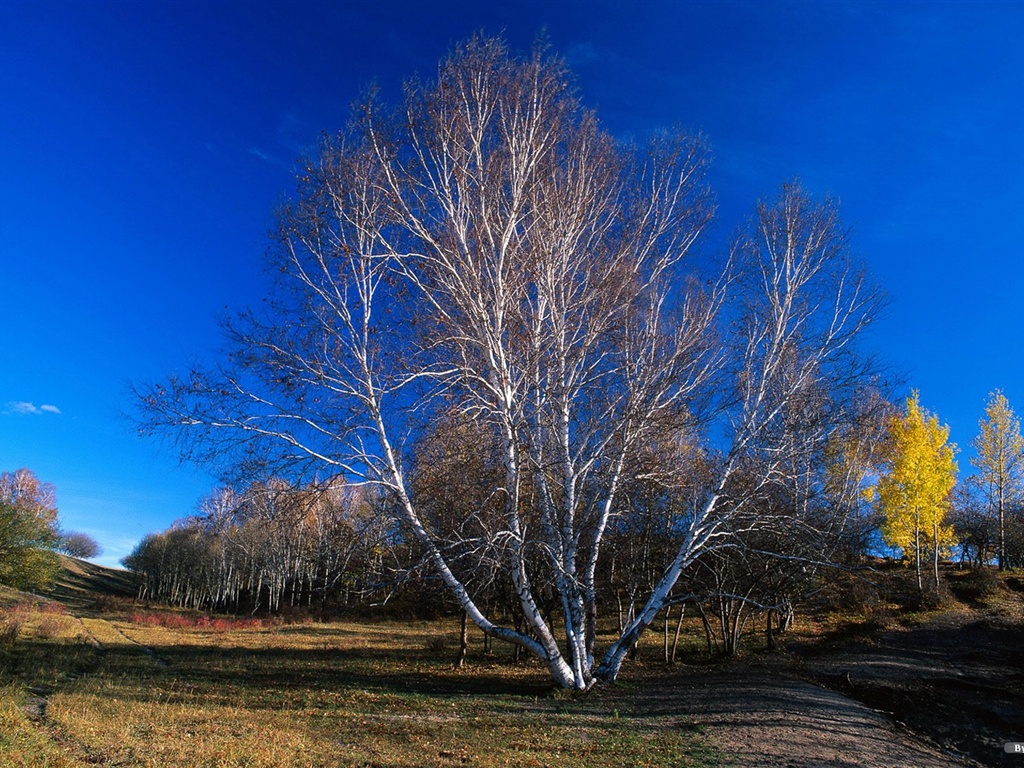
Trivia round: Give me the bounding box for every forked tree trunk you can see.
[142,42,880,686]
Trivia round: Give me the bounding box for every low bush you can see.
[950,567,1003,603]
[0,609,23,649]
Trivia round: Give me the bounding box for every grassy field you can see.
[10,559,1022,767]
[0,570,722,768]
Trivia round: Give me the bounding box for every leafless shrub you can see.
[0,604,28,648]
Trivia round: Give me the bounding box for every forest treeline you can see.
[125,385,1024,657]
[123,480,393,615]
[123,461,871,657]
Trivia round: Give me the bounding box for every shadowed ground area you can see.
[45,554,137,607]
[793,608,1024,767]
[616,665,974,767]
[701,677,948,768]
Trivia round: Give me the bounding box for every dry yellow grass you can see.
[0,687,79,768]
[2,604,720,768]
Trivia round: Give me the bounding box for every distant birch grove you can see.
[124,480,394,614]
[138,36,887,688]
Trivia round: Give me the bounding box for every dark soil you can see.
[784,575,1024,767]
[599,567,1024,767]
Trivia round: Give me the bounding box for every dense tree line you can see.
[874,388,1024,584]
[127,386,1024,661]
[124,480,394,614]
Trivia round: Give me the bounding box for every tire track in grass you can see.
[8,611,109,766]
[18,610,99,726]
[14,616,169,766]
[79,617,170,667]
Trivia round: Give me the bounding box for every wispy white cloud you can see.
[246,143,294,171]
[5,401,38,415]
[247,145,271,162]
[4,401,61,416]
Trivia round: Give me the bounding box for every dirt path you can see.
[664,668,977,767]
[788,609,1024,767]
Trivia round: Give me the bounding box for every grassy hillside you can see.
[0,555,136,613]
[44,554,137,606]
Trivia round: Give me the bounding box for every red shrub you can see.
[128,610,275,631]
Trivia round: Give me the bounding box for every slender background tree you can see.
[971,389,1024,570]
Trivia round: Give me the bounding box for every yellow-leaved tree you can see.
[876,391,958,591]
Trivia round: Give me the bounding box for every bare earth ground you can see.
[629,665,972,767]
[645,576,1024,767]
[790,608,1024,767]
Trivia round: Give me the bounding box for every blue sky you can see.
[2,0,1023,568]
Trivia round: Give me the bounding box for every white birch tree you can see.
[971,389,1024,570]
[139,36,880,687]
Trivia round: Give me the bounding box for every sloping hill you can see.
[44,554,138,606]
